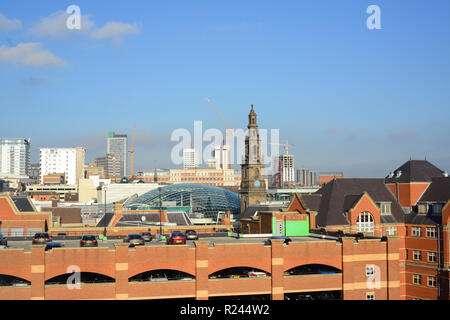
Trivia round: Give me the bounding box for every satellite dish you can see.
[395,170,402,178]
[141,216,146,222]
[444,171,449,177]
[388,172,394,178]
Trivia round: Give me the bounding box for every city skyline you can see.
[1,0,450,177]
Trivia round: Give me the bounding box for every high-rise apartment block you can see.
[279,153,295,186]
[297,168,317,186]
[213,144,230,170]
[183,148,199,170]
[107,132,127,177]
[0,138,31,176]
[39,147,85,185]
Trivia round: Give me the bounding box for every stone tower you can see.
[240,105,267,214]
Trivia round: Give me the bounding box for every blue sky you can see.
[1,0,449,177]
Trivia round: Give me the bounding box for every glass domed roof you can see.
[127,184,241,219]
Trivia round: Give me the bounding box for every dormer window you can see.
[418,204,427,214]
[379,202,391,215]
[432,204,442,215]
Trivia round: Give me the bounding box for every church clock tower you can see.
[240,105,267,214]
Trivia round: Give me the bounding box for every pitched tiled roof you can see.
[300,194,322,212]
[314,178,405,226]
[11,196,34,212]
[385,160,444,183]
[418,177,450,202]
[240,204,285,220]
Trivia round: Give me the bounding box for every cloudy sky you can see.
[1,0,450,177]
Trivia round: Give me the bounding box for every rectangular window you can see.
[413,250,422,261]
[426,227,437,238]
[413,274,422,285]
[386,226,397,236]
[380,203,391,215]
[366,265,375,277]
[432,204,442,215]
[412,227,422,237]
[428,252,437,263]
[418,204,427,214]
[428,276,436,288]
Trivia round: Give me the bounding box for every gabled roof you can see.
[385,160,445,184]
[314,178,404,226]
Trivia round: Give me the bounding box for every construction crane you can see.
[269,140,295,155]
[129,123,136,178]
[205,98,233,169]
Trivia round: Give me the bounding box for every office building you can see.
[96,154,121,178]
[0,138,30,176]
[107,132,127,177]
[39,147,85,185]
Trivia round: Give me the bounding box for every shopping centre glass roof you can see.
[126,184,241,219]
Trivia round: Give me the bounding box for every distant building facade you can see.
[183,148,199,170]
[39,147,85,185]
[318,172,343,186]
[0,138,30,176]
[107,132,127,177]
[96,154,121,178]
[297,168,317,186]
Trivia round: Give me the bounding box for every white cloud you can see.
[0,42,66,68]
[0,13,22,31]
[27,10,94,38]
[91,21,139,40]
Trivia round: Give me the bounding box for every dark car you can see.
[45,242,64,251]
[185,230,198,240]
[0,234,7,246]
[80,234,98,247]
[123,234,145,246]
[141,232,153,242]
[32,232,52,244]
[166,231,186,245]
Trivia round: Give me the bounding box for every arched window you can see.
[356,212,374,233]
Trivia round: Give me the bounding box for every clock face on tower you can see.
[254,180,260,187]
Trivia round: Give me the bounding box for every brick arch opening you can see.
[0,274,31,287]
[45,272,115,285]
[284,264,341,276]
[209,266,270,279]
[128,269,195,282]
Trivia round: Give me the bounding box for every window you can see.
[386,226,397,236]
[418,204,427,214]
[426,227,437,238]
[380,203,391,215]
[428,276,436,288]
[412,227,422,237]
[357,212,374,233]
[366,293,375,300]
[413,250,422,261]
[366,265,375,277]
[413,274,422,285]
[432,204,442,215]
[428,252,437,263]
